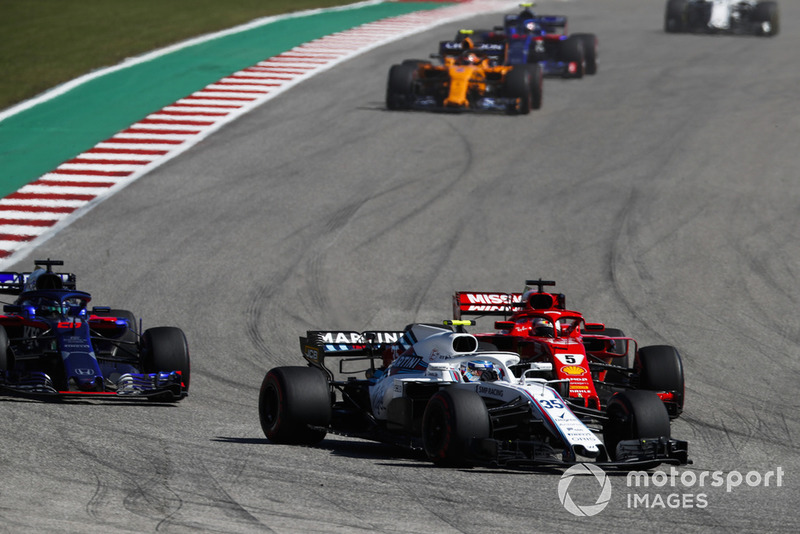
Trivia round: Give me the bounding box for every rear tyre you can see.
[142,327,191,390]
[422,388,490,467]
[573,33,598,75]
[386,63,418,110]
[603,390,670,460]
[259,366,331,445]
[664,0,688,33]
[560,36,585,79]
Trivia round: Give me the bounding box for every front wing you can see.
[0,371,187,402]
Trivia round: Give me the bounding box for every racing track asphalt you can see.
[0,0,799,532]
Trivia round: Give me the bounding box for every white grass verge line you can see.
[0,1,517,268]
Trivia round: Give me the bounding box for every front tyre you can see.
[142,326,190,390]
[664,0,688,33]
[503,66,533,115]
[753,1,779,36]
[259,366,331,445]
[386,63,418,110]
[603,390,670,461]
[422,387,490,467]
[636,345,684,415]
[526,63,543,110]
[572,33,598,75]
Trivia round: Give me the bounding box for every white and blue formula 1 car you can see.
[259,323,689,469]
[665,0,779,36]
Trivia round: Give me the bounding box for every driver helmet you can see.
[531,318,554,337]
[23,298,62,318]
[463,360,495,382]
[463,52,480,64]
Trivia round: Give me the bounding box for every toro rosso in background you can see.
[452,279,685,422]
[386,37,542,115]
[665,0,779,36]
[460,3,598,78]
[259,322,689,469]
[0,260,189,401]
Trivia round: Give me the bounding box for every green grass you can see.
[0,0,354,112]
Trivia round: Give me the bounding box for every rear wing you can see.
[452,291,523,319]
[300,330,407,373]
[0,271,76,295]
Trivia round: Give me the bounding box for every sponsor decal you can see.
[561,365,586,376]
[305,347,319,361]
[477,385,504,398]
[319,332,400,345]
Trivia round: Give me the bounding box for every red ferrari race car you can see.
[452,279,685,422]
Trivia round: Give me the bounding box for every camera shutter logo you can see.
[558,463,612,517]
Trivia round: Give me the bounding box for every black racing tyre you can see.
[386,63,418,110]
[401,59,431,68]
[0,324,11,371]
[526,63,543,110]
[259,366,331,445]
[142,327,191,390]
[636,345,684,413]
[422,387,490,467]
[753,1,779,36]
[664,0,688,33]
[503,66,532,115]
[572,33,598,75]
[560,36,585,79]
[603,390,671,460]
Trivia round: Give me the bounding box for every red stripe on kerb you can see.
[46,169,131,177]
[150,111,225,118]
[0,234,38,243]
[7,192,97,201]
[245,67,307,75]
[201,88,270,94]
[33,179,118,188]
[0,205,77,214]
[121,127,201,135]
[183,95,257,101]
[87,148,168,155]
[104,138,183,145]
[167,103,241,109]
[0,219,57,227]
[140,118,216,125]
[65,158,149,165]
[223,76,287,83]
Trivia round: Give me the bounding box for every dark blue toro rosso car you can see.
[459,4,598,78]
[0,260,189,401]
